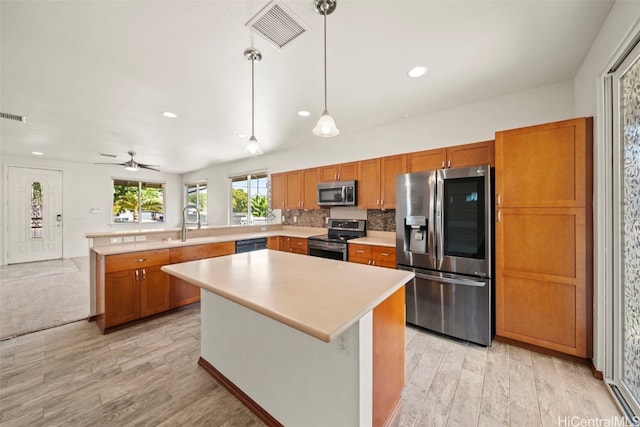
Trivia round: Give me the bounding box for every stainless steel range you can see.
[308,219,366,261]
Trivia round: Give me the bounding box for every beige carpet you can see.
[0,257,90,340]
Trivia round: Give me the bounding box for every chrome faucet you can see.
[181,205,201,242]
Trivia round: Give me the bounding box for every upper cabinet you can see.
[318,161,358,182]
[272,140,494,210]
[358,154,406,210]
[270,172,286,210]
[271,168,319,210]
[407,140,494,172]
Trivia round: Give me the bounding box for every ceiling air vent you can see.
[0,112,26,123]
[245,0,308,50]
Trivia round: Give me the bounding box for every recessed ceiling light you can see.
[237,133,249,138]
[408,66,428,78]
[162,111,177,118]
[32,151,43,156]
[298,110,310,117]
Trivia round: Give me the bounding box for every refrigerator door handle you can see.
[413,271,486,287]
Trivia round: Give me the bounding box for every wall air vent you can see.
[245,0,307,50]
[0,112,26,123]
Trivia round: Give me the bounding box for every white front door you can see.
[7,167,63,264]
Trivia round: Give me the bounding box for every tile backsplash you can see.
[281,209,396,232]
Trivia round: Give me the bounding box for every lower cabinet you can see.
[280,237,308,255]
[169,241,235,308]
[349,244,396,268]
[100,249,170,331]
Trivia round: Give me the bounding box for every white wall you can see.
[1,154,183,263]
[573,0,640,373]
[185,79,576,225]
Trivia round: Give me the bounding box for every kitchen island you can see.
[161,249,414,427]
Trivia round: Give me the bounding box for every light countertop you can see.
[90,228,323,256]
[349,236,395,247]
[161,249,414,343]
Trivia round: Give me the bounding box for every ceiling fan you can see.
[95,151,160,172]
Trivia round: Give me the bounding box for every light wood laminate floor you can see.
[0,304,622,427]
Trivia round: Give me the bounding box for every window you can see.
[112,179,165,223]
[31,181,43,238]
[230,172,268,225]
[185,181,207,226]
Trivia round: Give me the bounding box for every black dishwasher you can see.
[235,237,268,253]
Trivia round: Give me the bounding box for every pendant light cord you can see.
[323,11,327,110]
[251,56,255,137]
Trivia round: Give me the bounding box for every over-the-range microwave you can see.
[317,180,357,206]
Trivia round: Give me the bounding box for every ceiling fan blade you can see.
[94,162,126,166]
[140,165,161,172]
[99,153,117,158]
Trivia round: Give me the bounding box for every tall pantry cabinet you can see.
[495,117,593,358]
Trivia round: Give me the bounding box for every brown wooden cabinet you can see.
[302,168,319,210]
[280,237,308,255]
[100,249,170,331]
[318,161,358,182]
[494,117,592,358]
[270,172,286,210]
[349,244,396,268]
[271,168,319,210]
[140,265,170,317]
[169,242,235,308]
[358,155,406,209]
[267,236,281,250]
[407,140,494,172]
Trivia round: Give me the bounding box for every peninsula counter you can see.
[161,249,414,427]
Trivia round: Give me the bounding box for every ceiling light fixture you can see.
[244,48,264,155]
[32,151,43,156]
[162,111,177,118]
[408,66,427,78]
[312,0,339,138]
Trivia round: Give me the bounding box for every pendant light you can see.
[312,0,339,138]
[244,47,264,155]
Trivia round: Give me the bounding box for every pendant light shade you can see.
[244,47,264,155]
[312,109,339,137]
[313,0,339,138]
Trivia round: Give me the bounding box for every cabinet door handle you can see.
[135,269,139,281]
[372,260,376,266]
[497,210,502,223]
[376,199,379,206]
[381,199,384,206]
[356,249,365,253]
[142,268,146,280]
[381,252,390,257]
[447,160,451,168]
[368,260,372,265]
[496,193,501,207]
[136,258,146,263]
[441,160,445,169]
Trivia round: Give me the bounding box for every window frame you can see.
[184,180,208,226]
[111,178,166,224]
[229,170,269,226]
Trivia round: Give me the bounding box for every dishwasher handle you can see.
[412,271,486,287]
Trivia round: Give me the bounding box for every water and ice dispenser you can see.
[403,215,427,253]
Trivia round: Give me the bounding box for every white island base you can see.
[161,250,411,427]
[199,290,374,426]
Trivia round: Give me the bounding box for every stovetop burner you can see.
[308,219,367,244]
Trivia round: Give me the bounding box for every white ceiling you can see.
[0,0,613,174]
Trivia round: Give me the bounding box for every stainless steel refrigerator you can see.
[396,165,493,346]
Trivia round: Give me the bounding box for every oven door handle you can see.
[413,271,486,287]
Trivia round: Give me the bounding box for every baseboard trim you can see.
[589,361,604,380]
[198,357,284,427]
